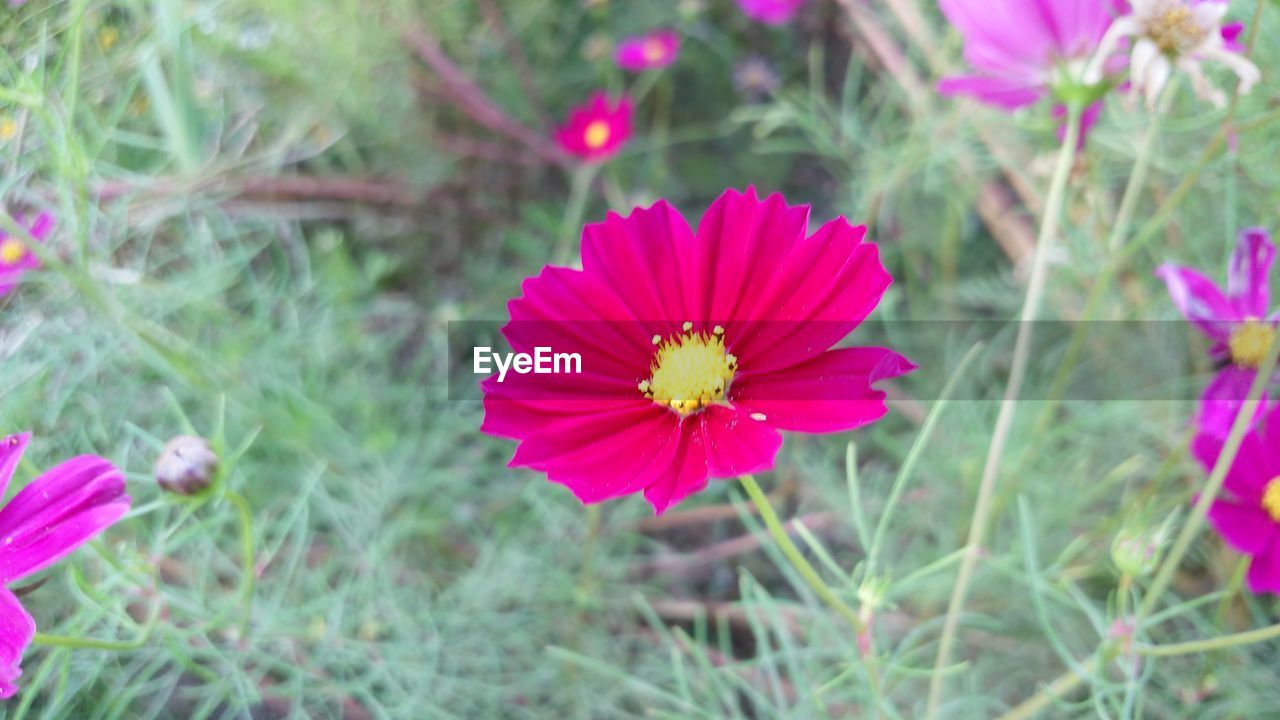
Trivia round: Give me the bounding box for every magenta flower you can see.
[0,433,131,698]
[481,188,915,513]
[615,30,680,72]
[554,93,633,164]
[1193,403,1280,593]
[736,0,807,25]
[1157,228,1276,434]
[0,214,53,297]
[938,0,1117,110]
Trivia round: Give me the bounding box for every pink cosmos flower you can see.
[481,188,915,514]
[554,93,633,164]
[736,0,807,25]
[0,214,53,297]
[0,433,131,698]
[615,30,680,72]
[938,0,1118,111]
[1193,403,1280,593]
[1157,228,1276,436]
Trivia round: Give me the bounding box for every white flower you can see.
[1087,0,1260,107]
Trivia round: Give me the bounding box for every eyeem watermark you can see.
[474,346,583,383]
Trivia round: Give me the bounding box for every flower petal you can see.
[1207,499,1276,555]
[1195,368,1268,442]
[1227,227,1274,318]
[1155,263,1238,341]
[731,216,890,373]
[730,347,916,433]
[0,587,34,699]
[0,434,30,502]
[642,427,709,514]
[697,405,783,478]
[1192,416,1275,505]
[0,455,130,584]
[1246,539,1280,594]
[937,74,1045,111]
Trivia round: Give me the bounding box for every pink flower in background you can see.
[1092,0,1260,106]
[482,188,914,513]
[737,0,807,25]
[0,214,53,297]
[615,30,680,72]
[1193,404,1280,593]
[938,0,1118,110]
[554,93,633,163]
[1157,228,1276,436]
[0,433,131,698]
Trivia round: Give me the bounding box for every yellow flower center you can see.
[583,120,611,150]
[0,239,24,265]
[642,39,666,63]
[1229,319,1275,369]
[1145,5,1209,56]
[1263,478,1280,523]
[0,118,16,142]
[640,323,737,415]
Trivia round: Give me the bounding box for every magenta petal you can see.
[1192,418,1275,504]
[1207,499,1277,555]
[1155,264,1239,342]
[1227,227,1274,318]
[642,428,709,514]
[697,405,782,478]
[1220,22,1245,53]
[0,587,33,699]
[1246,539,1280,594]
[1195,368,1267,442]
[938,75,1045,111]
[0,455,130,584]
[580,200,699,325]
[731,347,916,433]
[0,434,30,501]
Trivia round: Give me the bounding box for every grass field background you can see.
[0,0,1278,717]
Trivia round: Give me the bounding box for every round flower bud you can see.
[155,436,219,496]
[1112,512,1175,578]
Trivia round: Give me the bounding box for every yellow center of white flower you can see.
[643,39,666,63]
[640,323,737,415]
[1145,4,1209,56]
[1229,319,1275,369]
[0,238,24,265]
[1263,478,1280,523]
[583,120,611,150]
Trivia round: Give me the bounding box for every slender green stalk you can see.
[738,475,883,712]
[995,658,1096,720]
[867,342,983,576]
[1136,332,1280,621]
[224,489,257,634]
[925,108,1083,719]
[1137,621,1280,657]
[555,163,601,264]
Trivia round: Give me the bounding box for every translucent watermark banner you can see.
[445,320,1250,402]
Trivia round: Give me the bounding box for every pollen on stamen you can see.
[682,321,693,331]
[1229,319,1276,369]
[0,239,24,265]
[1263,478,1280,523]
[750,412,767,422]
[642,327,739,416]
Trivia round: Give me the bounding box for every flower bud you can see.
[155,436,218,496]
[1112,511,1176,578]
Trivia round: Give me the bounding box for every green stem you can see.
[738,475,883,712]
[1137,621,1280,657]
[554,163,600,264]
[925,107,1083,720]
[1035,88,1172,435]
[1136,332,1280,622]
[995,658,1097,720]
[224,489,256,634]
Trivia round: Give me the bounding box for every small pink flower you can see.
[615,30,680,72]
[0,214,53,297]
[0,433,131,698]
[1193,404,1280,593]
[482,188,915,514]
[1156,228,1276,436]
[736,0,806,25]
[554,93,633,163]
[938,0,1118,110]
